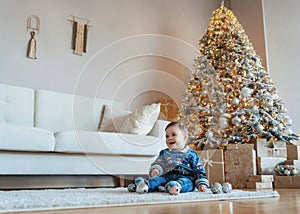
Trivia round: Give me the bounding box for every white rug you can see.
[0,187,279,213]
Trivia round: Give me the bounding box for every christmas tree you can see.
[177,6,298,149]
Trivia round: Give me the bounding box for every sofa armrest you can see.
[147,120,170,138]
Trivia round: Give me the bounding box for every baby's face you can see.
[165,126,188,151]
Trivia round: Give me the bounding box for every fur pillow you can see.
[120,103,160,135]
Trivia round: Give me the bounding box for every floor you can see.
[15,189,300,214]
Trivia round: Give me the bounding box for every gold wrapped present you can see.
[224,149,256,188]
[197,149,225,185]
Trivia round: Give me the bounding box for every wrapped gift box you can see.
[274,176,300,189]
[254,139,268,157]
[226,143,254,150]
[224,149,256,188]
[287,145,300,160]
[254,139,286,157]
[267,141,287,158]
[197,149,225,185]
[246,181,273,189]
[257,157,286,175]
[248,175,274,182]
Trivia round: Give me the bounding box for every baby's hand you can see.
[198,185,207,192]
[150,169,160,177]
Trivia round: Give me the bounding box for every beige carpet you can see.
[0,187,279,213]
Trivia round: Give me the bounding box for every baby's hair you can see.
[165,121,188,134]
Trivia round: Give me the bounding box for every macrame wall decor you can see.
[69,16,92,56]
[26,15,40,60]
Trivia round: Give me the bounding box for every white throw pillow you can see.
[99,105,130,132]
[120,103,161,135]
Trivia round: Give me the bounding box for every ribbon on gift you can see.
[202,158,224,169]
[267,143,286,157]
[264,141,286,157]
[268,147,286,157]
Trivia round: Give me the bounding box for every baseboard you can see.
[0,175,120,190]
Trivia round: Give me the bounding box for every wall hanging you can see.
[68,16,92,56]
[26,15,40,60]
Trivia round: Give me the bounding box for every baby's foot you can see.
[134,177,149,194]
[167,181,181,195]
[136,182,149,194]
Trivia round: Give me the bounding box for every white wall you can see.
[230,0,266,68]
[2,0,298,132]
[0,0,218,110]
[227,0,300,133]
[262,0,300,132]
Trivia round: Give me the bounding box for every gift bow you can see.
[203,159,214,167]
[201,150,224,168]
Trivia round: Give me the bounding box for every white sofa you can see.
[0,83,169,189]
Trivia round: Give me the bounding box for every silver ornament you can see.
[241,87,253,97]
[292,169,298,176]
[232,116,241,126]
[284,169,291,176]
[232,97,240,106]
[222,182,232,193]
[210,182,222,194]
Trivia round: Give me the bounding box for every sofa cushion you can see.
[0,124,55,152]
[0,84,34,127]
[35,89,123,132]
[98,104,130,133]
[54,130,166,156]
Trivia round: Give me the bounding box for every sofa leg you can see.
[119,175,125,187]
